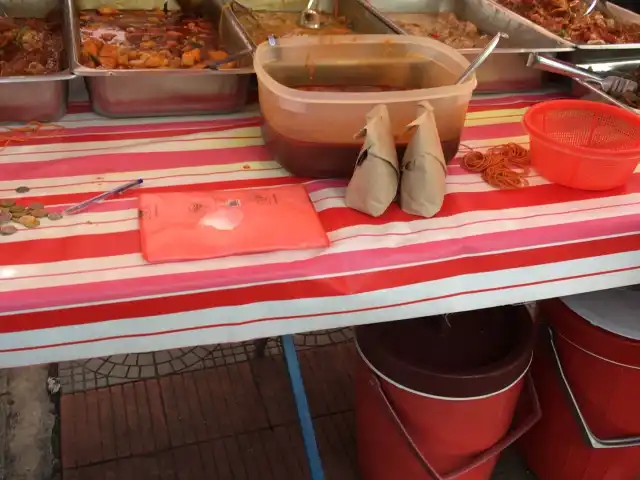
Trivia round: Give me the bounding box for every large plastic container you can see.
[519,296,640,480]
[254,35,476,178]
[355,306,540,480]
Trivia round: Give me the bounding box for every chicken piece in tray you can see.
[79,8,236,70]
[387,12,490,49]
[0,18,63,76]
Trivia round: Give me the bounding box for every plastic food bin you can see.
[254,35,477,178]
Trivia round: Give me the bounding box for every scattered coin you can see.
[15,186,30,194]
[10,211,24,220]
[0,200,15,208]
[9,204,25,213]
[0,225,17,235]
[31,208,48,218]
[18,215,39,228]
[0,211,11,224]
[47,212,63,221]
[28,202,44,210]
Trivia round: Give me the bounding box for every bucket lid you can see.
[355,306,534,399]
[561,287,640,340]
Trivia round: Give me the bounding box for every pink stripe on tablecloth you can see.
[2,208,638,314]
[461,122,525,142]
[0,145,272,181]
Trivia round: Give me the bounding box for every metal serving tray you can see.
[366,0,573,92]
[0,0,74,123]
[226,0,396,50]
[68,0,254,117]
[486,0,640,60]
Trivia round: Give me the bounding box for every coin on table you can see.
[15,186,30,194]
[28,202,44,210]
[0,225,17,235]
[0,211,11,224]
[0,199,15,208]
[31,208,48,218]
[18,215,39,228]
[47,212,63,221]
[10,211,24,220]
[9,204,25,213]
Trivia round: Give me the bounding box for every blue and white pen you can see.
[64,179,143,216]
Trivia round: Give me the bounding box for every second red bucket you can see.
[355,306,540,480]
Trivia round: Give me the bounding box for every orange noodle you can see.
[0,121,64,151]
[461,142,531,189]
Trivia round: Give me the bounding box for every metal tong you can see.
[299,0,321,29]
[206,47,253,69]
[456,32,508,84]
[527,53,637,96]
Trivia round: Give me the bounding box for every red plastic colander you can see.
[523,100,640,190]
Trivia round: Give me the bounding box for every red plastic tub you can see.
[355,306,539,480]
[519,298,640,480]
[523,100,640,191]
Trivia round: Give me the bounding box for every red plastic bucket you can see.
[355,306,540,480]
[519,298,640,480]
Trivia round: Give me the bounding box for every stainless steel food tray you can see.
[486,0,640,60]
[366,0,573,92]
[0,0,74,122]
[68,0,254,117]
[225,0,396,50]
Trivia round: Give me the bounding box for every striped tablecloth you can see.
[1,90,639,367]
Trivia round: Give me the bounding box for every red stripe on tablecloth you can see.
[0,233,636,334]
[0,144,271,182]
[318,177,639,232]
[2,175,638,266]
[0,210,638,317]
[2,264,637,353]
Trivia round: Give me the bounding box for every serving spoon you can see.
[298,0,322,29]
[456,32,508,84]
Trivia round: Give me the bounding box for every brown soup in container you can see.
[255,35,476,179]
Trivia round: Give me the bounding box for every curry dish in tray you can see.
[0,16,63,76]
[497,0,640,44]
[80,7,236,70]
[230,2,352,46]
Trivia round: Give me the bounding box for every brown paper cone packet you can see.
[345,104,399,217]
[400,101,447,218]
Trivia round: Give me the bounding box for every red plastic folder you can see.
[139,185,329,263]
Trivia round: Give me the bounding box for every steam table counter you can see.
[1,86,639,479]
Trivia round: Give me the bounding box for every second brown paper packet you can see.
[400,101,447,217]
[345,104,399,217]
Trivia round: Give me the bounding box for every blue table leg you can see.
[281,335,325,480]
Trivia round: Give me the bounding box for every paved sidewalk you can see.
[59,330,535,479]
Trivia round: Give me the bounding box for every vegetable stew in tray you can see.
[0,16,64,76]
[229,1,353,46]
[496,0,640,44]
[80,7,236,70]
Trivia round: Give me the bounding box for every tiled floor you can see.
[59,330,534,479]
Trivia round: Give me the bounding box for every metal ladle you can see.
[456,32,508,85]
[298,0,322,29]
